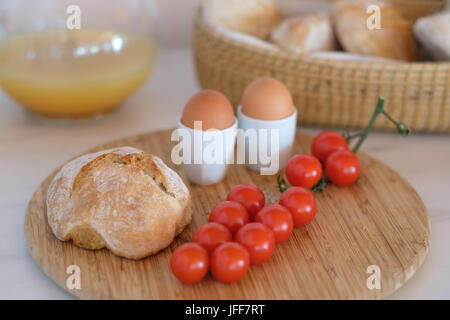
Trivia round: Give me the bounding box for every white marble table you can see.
[0,48,449,299]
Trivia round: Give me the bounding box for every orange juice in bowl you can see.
[0,0,158,119]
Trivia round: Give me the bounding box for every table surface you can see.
[0,48,449,299]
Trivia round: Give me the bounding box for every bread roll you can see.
[46,147,192,260]
[414,12,450,61]
[332,0,419,61]
[203,0,282,39]
[270,14,338,54]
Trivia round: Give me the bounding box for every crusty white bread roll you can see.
[414,12,450,61]
[203,0,282,39]
[46,147,192,260]
[270,14,338,54]
[332,0,419,61]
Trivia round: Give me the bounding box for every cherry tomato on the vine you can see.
[170,243,209,284]
[227,184,265,220]
[235,222,275,265]
[279,187,317,227]
[209,201,249,235]
[311,130,349,163]
[285,154,323,189]
[254,204,294,244]
[325,150,361,186]
[210,242,250,283]
[192,222,233,253]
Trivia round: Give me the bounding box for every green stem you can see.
[343,132,364,144]
[352,97,386,153]
[352,96,411,153]
[311,174,328,192]
[381,110,411,135]
[277,175,287,193]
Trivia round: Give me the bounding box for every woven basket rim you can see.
[195,5,450,68]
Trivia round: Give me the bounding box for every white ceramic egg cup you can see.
[237,106,297,175]
[177,118,238,186]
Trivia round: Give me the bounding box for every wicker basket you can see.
[193,0,450,133]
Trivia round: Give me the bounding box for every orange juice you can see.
[0,29,156,118]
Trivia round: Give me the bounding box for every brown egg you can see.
[181,90,235,130]
[241,77,294,120]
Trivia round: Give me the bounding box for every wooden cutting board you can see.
[24,130,430,299]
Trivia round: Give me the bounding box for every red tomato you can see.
[209,201,250,235]
[279,187,316,227]
[227,184,265,220]
[192,222,233,253]
[254,204,293,244]
[325,150,361,186]
[170,243,209,284]
[235,223,275,265]
[311,130,349,163]
[285,154,323,189]
[210,242,250,283]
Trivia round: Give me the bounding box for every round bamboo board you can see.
[24,130,430,299]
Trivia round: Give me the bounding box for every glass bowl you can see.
[0,0,158,119]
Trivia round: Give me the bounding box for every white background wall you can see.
[0,0,202,47]
[1,0,448,48]
[156,0,202,48]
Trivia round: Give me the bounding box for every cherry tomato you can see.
[210,242,250,283]
[192,222,233,253]
[209,201,249,235]
[170,243,209,284]
[311,130,349,163]
[235,223,275,265]
[254,204,293,244]
[227,184,265,220]
[285,154,323,189]
[279,187,316,227]
[325,150,361,186]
